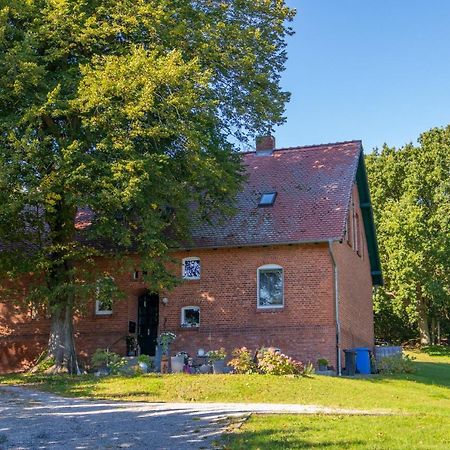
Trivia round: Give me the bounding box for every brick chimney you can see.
[255,135,276,156]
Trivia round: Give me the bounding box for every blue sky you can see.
[274,0,450,153]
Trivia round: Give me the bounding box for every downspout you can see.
[328,240,342,376]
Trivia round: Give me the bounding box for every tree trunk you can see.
[44,201,80,374]
[417,297,431,346]
[48,300,79,374]
[430,317,436,346]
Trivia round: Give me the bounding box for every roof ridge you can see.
[240,140,362,155]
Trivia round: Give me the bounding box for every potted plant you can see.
[158,332,177,355]
[317,358,329,371]
[137,354,152,373]
[157,332,176,374]
[208,348,227,374]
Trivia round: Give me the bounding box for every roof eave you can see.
[174,237,341,252]
[355,150,384,286]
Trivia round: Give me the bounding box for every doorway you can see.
[137,292,159,356]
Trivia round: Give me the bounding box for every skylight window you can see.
[259,192,277,207]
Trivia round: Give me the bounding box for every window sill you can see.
[256,306,284,312]
[179,326,199,331]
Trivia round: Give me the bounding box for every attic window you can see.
[258,192,277,207]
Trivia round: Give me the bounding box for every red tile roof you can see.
[73,140,363,248]
[188,140,362,248]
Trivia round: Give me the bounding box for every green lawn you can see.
[1,349,449,449]
[222,414,450,449]
[223,349,450,449]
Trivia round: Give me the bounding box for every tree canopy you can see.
[0,0,295,372]
[366,126,450,345]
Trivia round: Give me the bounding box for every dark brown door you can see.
[137,293,159,356]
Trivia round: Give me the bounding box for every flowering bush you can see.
[227,347,256,374]
[227,346,313,377]
[207,348,227,363]
[257,348,305,375]
[377,354,416,374]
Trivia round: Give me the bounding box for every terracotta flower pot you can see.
[161,355,169,374]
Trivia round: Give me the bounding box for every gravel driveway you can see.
[0,386,388,450]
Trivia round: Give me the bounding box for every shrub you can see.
[228,347,256,374]
[302,361,315,377]
[257,348,305,375]
[377,354,416,374]
[207,348,227,364]
[422,345,450,358]
[91,349,127,374]
[33,356,56,373]
[137,354,152,365]
[228,346,313,377]
[317,358,329,367]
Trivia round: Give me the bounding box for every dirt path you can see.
[0,386,390,449]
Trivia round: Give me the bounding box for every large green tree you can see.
[366,126,450,345]
[0,0,295,372]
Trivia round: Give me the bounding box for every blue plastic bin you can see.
[353,347,371,374]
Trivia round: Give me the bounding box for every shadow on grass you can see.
[222,428,365,449]
[0,386,231,450]
[339,360,450,390]
[0,373,164,401]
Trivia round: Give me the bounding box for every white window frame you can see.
[95,278,113,316]
[181,306,200,327]
[95,299,113,315]
[182,257,201,280]
[257,264,284,309]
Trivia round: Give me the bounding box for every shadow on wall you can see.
[0,300,49,373]
[0,339,48,373]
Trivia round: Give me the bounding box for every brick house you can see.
[0,138,382,373]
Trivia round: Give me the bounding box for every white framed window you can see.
[95,276,114,315]
[95,299,112,315]
[257,264,284,309]
[182,257,201,280]
[181,306,200,327]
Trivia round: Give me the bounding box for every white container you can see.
[138,362,148,373]
[171,356,185,373]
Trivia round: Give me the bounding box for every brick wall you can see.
[333,184,375,367]
[1,236,374,373]
[162,244,336,367]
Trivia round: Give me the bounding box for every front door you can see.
[137,292,159,356]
